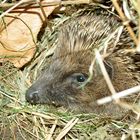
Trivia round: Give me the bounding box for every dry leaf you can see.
[0,0,59,68]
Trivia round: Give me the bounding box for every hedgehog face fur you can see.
[26,12,137,116]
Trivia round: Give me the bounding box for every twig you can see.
[0,0,26,19]
[24,111,56,120]
[36,0,48,23]
[0,0,91,11]
[95,49,117,95]
[1,0,7,4]
[97,85,140,105]
[0,89,22,104]
[46,119,57,140]
[111,0,138,46]
[55,118,79,140]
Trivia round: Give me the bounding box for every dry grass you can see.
[1,0,140,139]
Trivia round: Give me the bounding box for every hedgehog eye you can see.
[76,75,86,82]
[72,73,88,83]
[68,73,88,87]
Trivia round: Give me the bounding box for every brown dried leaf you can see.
[0,0,59,68]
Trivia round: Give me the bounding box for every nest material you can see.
[0,1,140,139]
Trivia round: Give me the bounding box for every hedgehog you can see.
[26,8,139,117]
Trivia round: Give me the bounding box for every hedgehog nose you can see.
[26,90,39,104]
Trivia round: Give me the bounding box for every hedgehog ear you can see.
[104,60,114,79]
